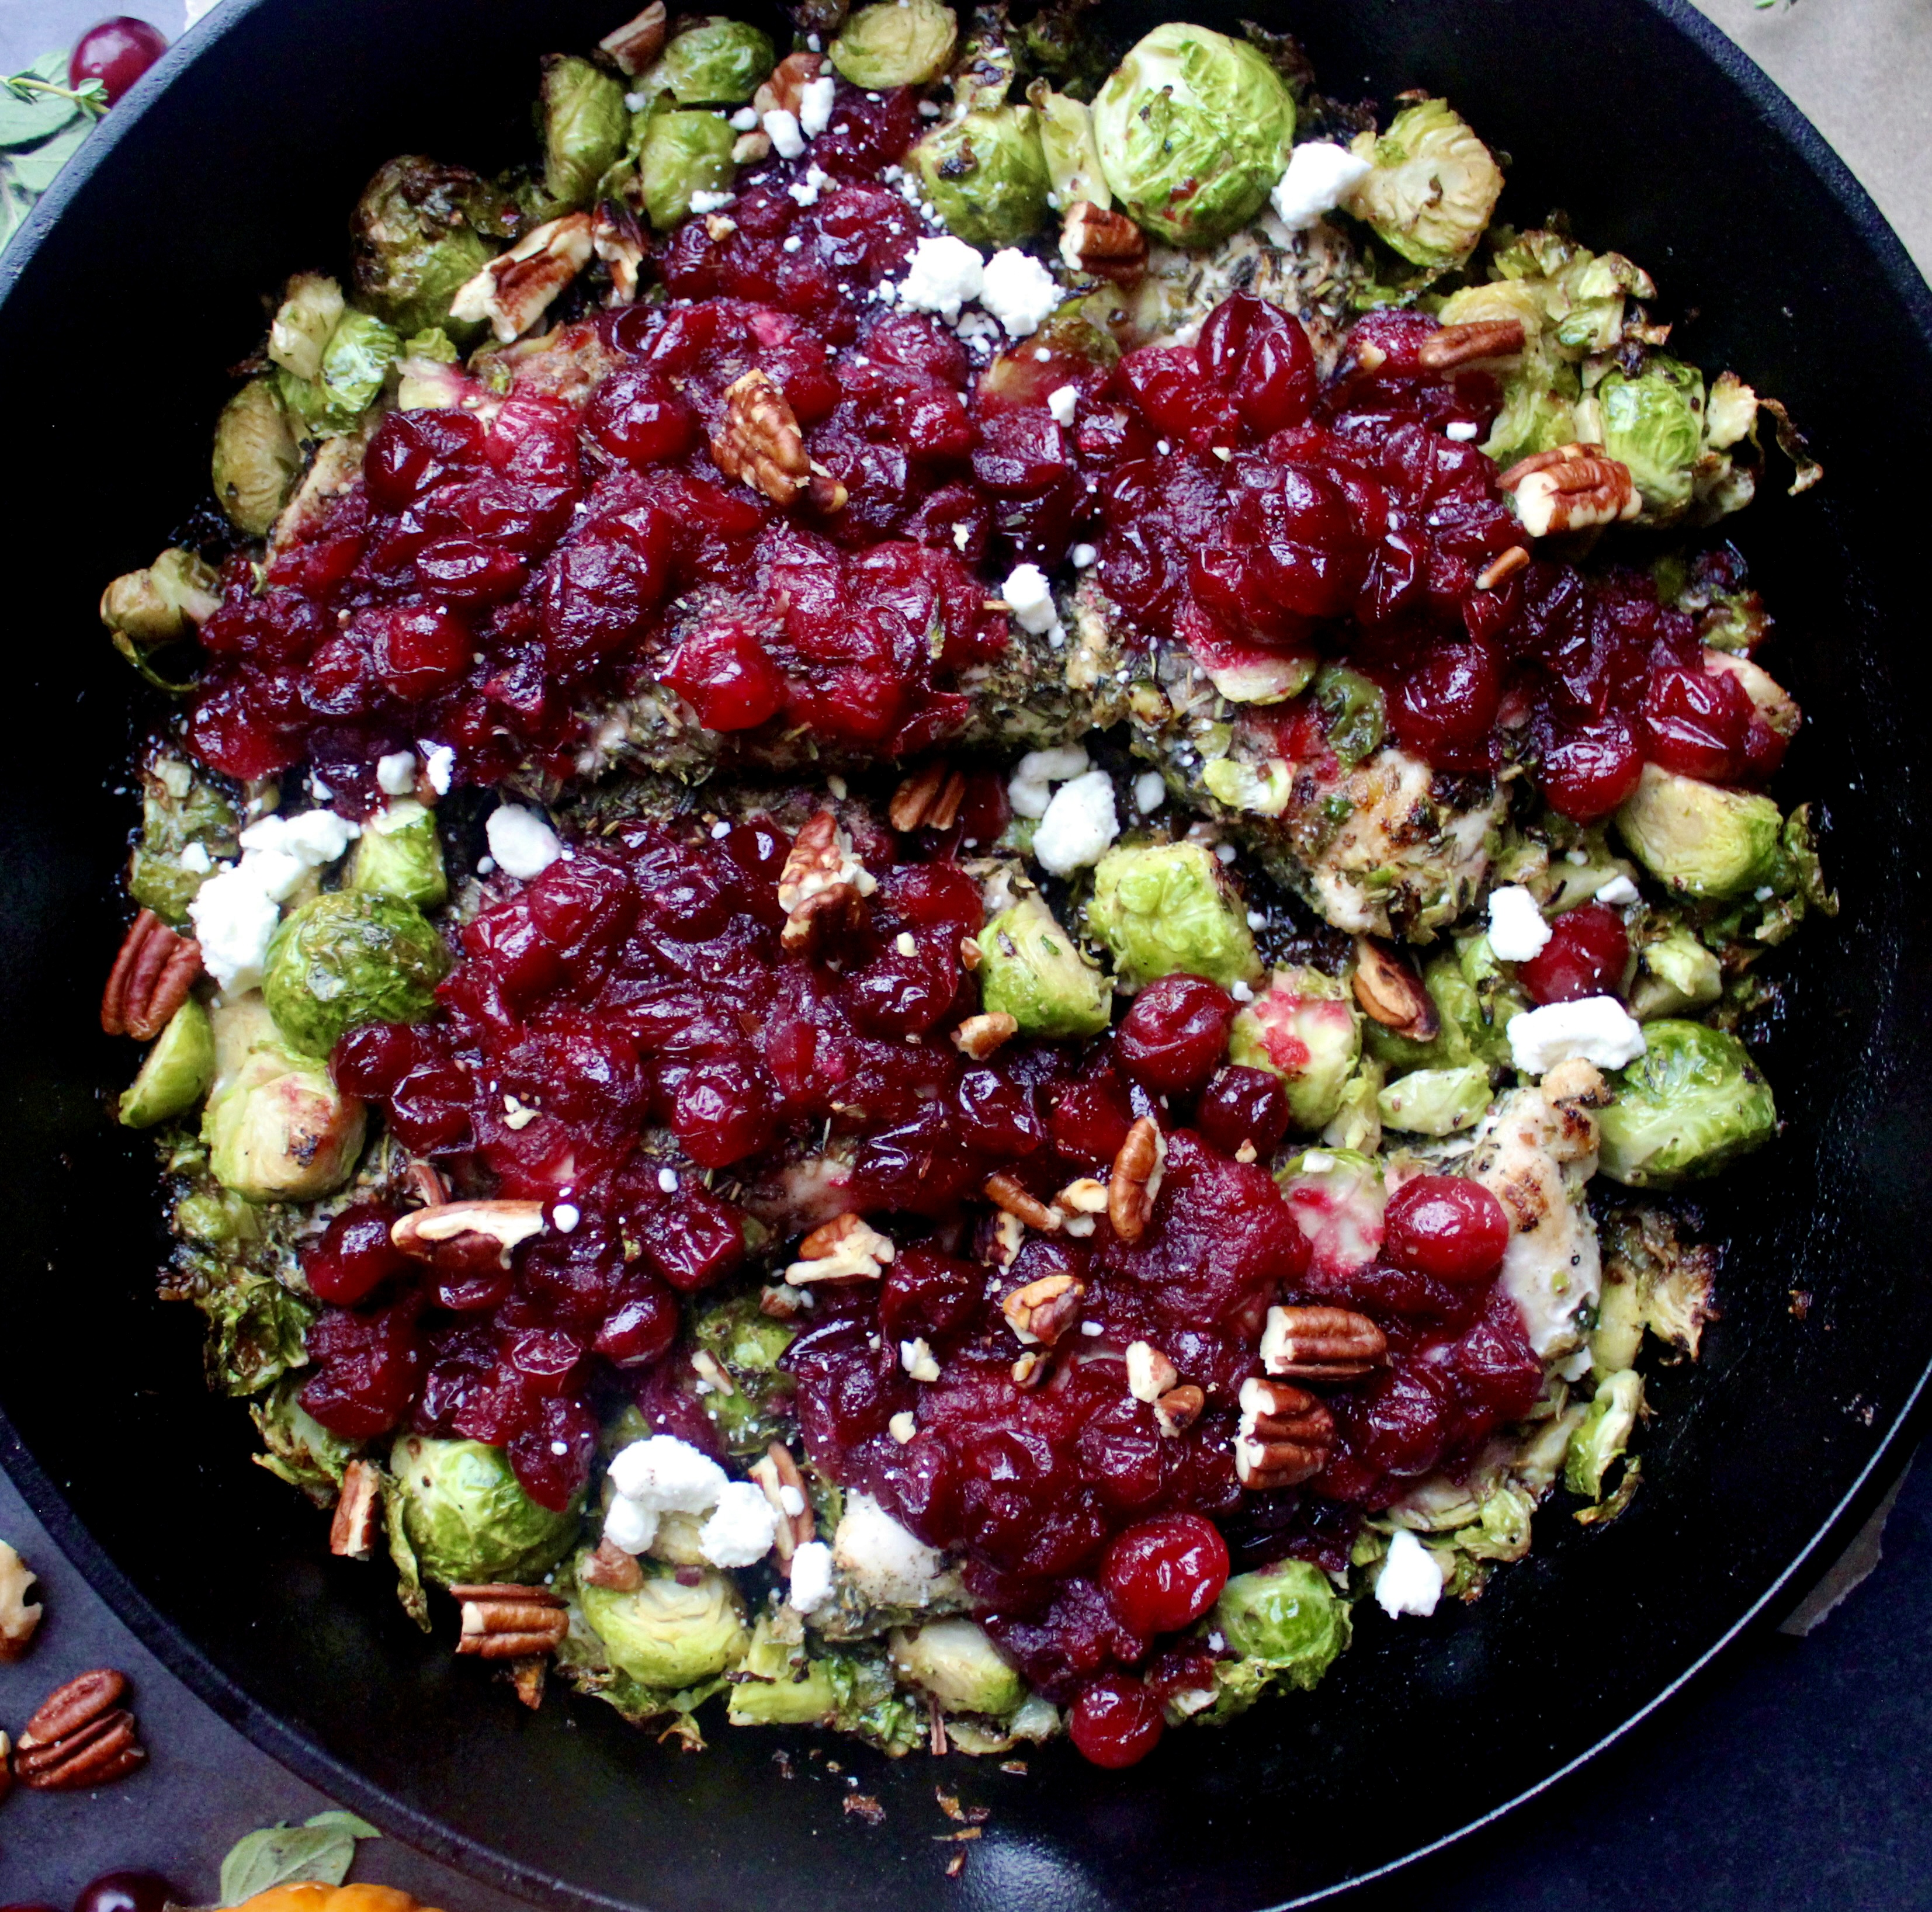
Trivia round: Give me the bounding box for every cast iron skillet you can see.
[1,0,1927,1904]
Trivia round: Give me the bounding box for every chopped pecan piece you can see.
[711,367,847,511]
[1234,1378,1334,1488]
[752,50,825,119]
[1002,1272,1084,1347]
[591,200,646,306]
[1475,544,1531,590]
[598,0,667,73]
[15,1668,145,1792]
[788,1212,894,1282]
[749,1440,816,1561]
[1059,202,1147,284]
[0,1541,41,1661]
[1351,936,1440,1041]
[391,1199,548,1268]
[952,1012,1018,1061]
[1260,1304,1388,1380]
[1154,1384,1205,1437]
[449,211,595,344]
[450,1583,570,1660]
[889,762,967,832]
[580,1538,646,1591]
[101,909,203,1040]
[1125,1341,1178,1404]
[1498,442,1641,537]
[328,1459,383,1561]
[983,1172,1059,1233]
[1418,318,1526,370]
[1108,1117,1166,1244]
[776,811,876,953]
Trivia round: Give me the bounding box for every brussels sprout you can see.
[542,53,630,209]
[888,1616,1024,1716]
[1629,925,1722,1021]
[1276,1147,1384,1271]
[1564,1368,1642,1501]
[1201,1560,1348,1718]
[1343,99,1503,269]
[1228,967,1361,1131]
[645,17,775,105]
[391,1435,581,1585]
[1592,357,1705,519]
[349,155,508,344]
[268,272,348,383]
[211,379,302,536]
[262,890,451,1059]
[1310,664,1385,772]
[252,1376,362,1504]
[1615,764,1783,901]
[282,308,402,438]
[348,800,448,911]
[1084,841,1261,991]
[203,1047,366,1202]
[100,547,221,654]
[910,105,1052,250]
[1028,79,1107,211]
[1320,1056,1385,1154]
[1458,1481,1536,1563]
[1376,1062,1492,1137]
[1091,24,1295,247]
[830,0,957,88]
[1594,1203,1718,1366]
[726,1615,841,1726]
[404,325,460,365]
[1597,1020,1776,1189]
[581,1562,750,1689]
[637,107,737,229]
[978,892,1112,1038]
[119,997,216,1129]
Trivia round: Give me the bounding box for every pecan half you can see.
[1352,937,1440,1041]
[1418,318,1526,370]
[983,1172,1060,1233]
[391,1199,547,1268]
[1108,1117,1166,1245]
[1125,1341,1178,1404]
[1498,442,1641,537]
[752,50,825,120]
[952,1012,1018,1061]
[788,1212,894,1282]
[1154,1384,1205,1438]
[776,811,876,952]
[101,910,203,1040]
[1260,1305,1388,1381]
[711,367,847,511]
[580,1538,646,1591]
[328,1459,382,1561]
[889,763,967,833]
[1003,1272,1084,1347]
[1234,1378,1334,1489]
[451,1584,569,1660]
[749,1440,816,1561]
[591,200,646,306]
[15,1668,144,1792]
[449,211,595,344]
[0,1540,41,1661]
[1059,202,1147,284]
[598,0,666,73]
[1475,544,1530,590]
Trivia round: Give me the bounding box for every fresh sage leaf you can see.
[304,1809,381,1838]
[9,119,92,193]
[217,1809,379,1905]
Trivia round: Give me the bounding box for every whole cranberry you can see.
[1068,1675,1166,1769]
[1101,1513,1230,1636]
[1195,1065,1291,1161]
[1518,903,1630,1005]
[72,1876,178,1912]
[1383,1174,1510,1283]
[1542,716,1643,822]
[303,1202,410,1304]
[1114,974,1236,1095]
[70,18,167,102]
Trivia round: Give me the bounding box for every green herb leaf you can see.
[304,1809,381,1838]
[0,50,81,148]
[217,1809,379,1905]
[9,118,92,193]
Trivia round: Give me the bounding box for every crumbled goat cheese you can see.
[833,1492,946,1608]
[917,97,940,117]
[608,1434,728,1513]
[487,804,564,880]
[1033,769,1119,876]
[376,750,417,796]
[1047,383,1078,426]
[1375,1528,1444,1618]
[1508,997,1647,1075]
[1269,141,1373,231]
[1595,873,1640,905]
[551,1203,580,1234]
[1008,744,1090,820]
[1444,420,1479,442]
[658,1166,679,1193]
[1133,771,1166,814]
[179,841,214,874]
[762,107,804,157]
[189,808,361,993]
[797,73,837,138]
[420,742,455,796]
[1070,542,1097,568]
[602,1493,657,1555]
[979,248,1060,338]
[898,234,986,321]
[687,189,736,214]
[699,1480,779,1568]
[1002,561,1057,636]
[788,1539,835,1613]
[730,105,759,131]
[782,234,802,252]
[1486,884,1552,962]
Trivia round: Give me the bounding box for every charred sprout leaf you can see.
[1595,1203,1719,1363]
[830,0,958,88]
[1564,1368,1642,1501]
[383,1471,431,1630]
[638,107,737,228]
[1014,0,1112,99]
[1574,1454,1640,1525]
[1629,924,1722,1021]
[1758,394,1823,495]
[102,546,220,688]
[911,105,1052,249]
[543,53,631,209]
[1028,79,1108,212]
[1312,663,1385,770]
[251,1377,362,1504]
[1615,764,1783,901]
[192,1265,317,1397]
[646,17,776,105]
[1091,23,1294,247]
[1343,98,1501,269]
[1597,1020,1777,1189]
[211,378,301,536]
[727,1615,840,1726]
[1085,840,1261,991]
[268,272,347,383]
[217,1812,379,1906]
[391,1435,580,1585]
[1590,356,1705,520]
[119,997,216,1129]
[978,891,1112,1037]
[262,890,451,1058]
[204,1047,366,1205]
[280,308,401,437]
[348,800,448,911]
[1196,1561,1348,1720]
[349,155,509,345]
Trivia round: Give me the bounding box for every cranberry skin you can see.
[585,365,697,466]
[1641,662,1752,782]
[1517,903,1631,1005]
[664,623,788,731]
[1543,716,1643,823]
[70,18,167,101]
[72,1876,178,1912]
[1195,1064,1291,1160]
[594,1279,681,1366]
[1069,1675,1166,1769]
[1114,974,1237,1095]
[1389,641,1500,766]
[365,603,471,700]
[303,1202,409,1304]
[1383,1174,1510,1282]
[1102,1513,1230,1636]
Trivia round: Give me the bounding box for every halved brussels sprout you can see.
[1310,664,1385,771]
[1320,1056,1385,1154]
[1091,24,1295,247]
[348,800,448,911]
[119,997,216,1129]
[638,107,737,229]
[211,379,302,536]
[1376,1062,1491,1136]
[830,0,957,88]
[581,1561,750,1689]
[350,155,508,344]
[1591,357,1705,520]
[910,106,1052,250]
[888,1616,1024,1716]
[542,53,631,208]
[726,1615,841,1726]
[203,1046,366,1202]
[1203,1560,1349,1715]
[1029,79,1108,211]
[1615,764,1782,901]
[1597,1020,1776,1189]
[978,891,1112,1038]
[646,17,775,105]
[102,547,222,685]
[252,1376,362,1503]
[1228,967,1362,1131]
[1084,841,1261,991]
[391,1435,581,1585]
[282,308,401,437]
[1343,98,1503,269]
[1564,1368,1642,1501]
[262,890,451,1059]
[268,272,348,383]
[1628,925,1722,1021]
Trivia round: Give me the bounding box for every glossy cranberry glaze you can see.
[1067,1672,1166,1768]
[1101,1512,1230,1635]
[1518,901,1632,1004]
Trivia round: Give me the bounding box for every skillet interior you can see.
[1,0,1928,1904]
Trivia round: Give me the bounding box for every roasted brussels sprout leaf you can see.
[350,155,509,345]
[1343,98,1502,269]
[1597,1020,1777,1188]
[391,1434,581,1585]
[211,378,301,536]
[120,997,216,1129]
[1085,841,1261,990]
[911,105,1052,250]
[262,890,451,1058]
[978,891,1112,1037]
[645,17,776,105]
[543,53,631,208]
[830,0,957,88]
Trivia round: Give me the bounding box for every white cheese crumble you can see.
[179,841,214,874]
[1269,141,1374,231]
[1033,769,1119,876]
[762,107,804,158]
[1070,542,1098,568]
[376,750,417,796]
[551,1203,580,1233]
[1133,770,1166,814]
[189,808,362,994]
[420,742,455,796]
[1001,561,1057,636]
[602,1493,657,1555]
[608,1434,727,1512]
[1444,420,1479,442]
[729,105,759,131]
[1595,873,1640,905]
[1486,884,1551,962]
[486,804,564,880]
[1008,744,1090,820]
[898,234,986,321]
[979,248,1060,338]
[797,73,837,138]
[833,1492,946,1608]
[1375,1528,1444,1618]
[1046,383,1078,427]
[698,1480,779,1567]
[1508,996,1647,1075]
[788,1539,835,1614]
[688,189,736,214]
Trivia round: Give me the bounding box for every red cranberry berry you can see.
[1195,1064,1291,1160]
[1517,903,1630,1005]
[1101,1513,1230,1636]
[1114,974,1237,1095]
[1542,717,1643,822]
[1383,1175,1510,1283]
[302,1202,409,1304]
[70,18,167,102]
[1069,1675,1166,1769]
[72,1876,178,1912]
